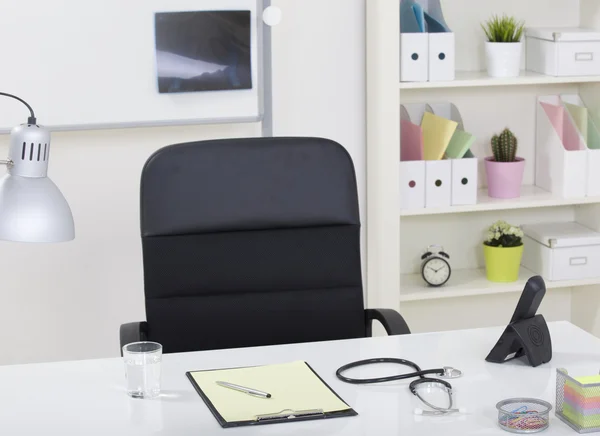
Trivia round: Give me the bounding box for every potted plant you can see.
[481,14,525,78]
[485,128,525,199]
[483,220,524,283]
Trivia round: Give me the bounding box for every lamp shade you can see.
[0,174,74,242]
[0,123,74,242]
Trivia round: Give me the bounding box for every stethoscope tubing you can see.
[414,386,454,411]
[335,357,446,384]
[335,357,458,415]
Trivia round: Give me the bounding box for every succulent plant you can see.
[484,220,524,247]
[491,128,518,162]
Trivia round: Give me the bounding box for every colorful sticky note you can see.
[574,375,600,384]
[563,403,600,429]
[401,119,424,161]
[421,112,458,160]
[445,130,475,159]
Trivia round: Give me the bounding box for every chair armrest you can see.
[365,309,411,336]
[119,321,148,354]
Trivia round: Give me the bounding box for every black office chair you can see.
[120,137,410,354]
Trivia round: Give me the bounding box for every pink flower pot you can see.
[484,157,525,199]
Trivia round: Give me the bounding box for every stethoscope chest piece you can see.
[441,366,462,379]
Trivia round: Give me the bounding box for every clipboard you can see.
[186,361,358,428]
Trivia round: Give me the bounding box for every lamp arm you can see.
[0,92,36,124]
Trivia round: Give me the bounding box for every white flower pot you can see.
[485,42,523,78]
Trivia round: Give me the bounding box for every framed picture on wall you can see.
[154,10,253,94]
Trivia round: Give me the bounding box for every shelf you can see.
[400,267,600,302]
[400,185,600,217]
[399,70,600,90]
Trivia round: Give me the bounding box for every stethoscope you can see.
[335,358,466,416]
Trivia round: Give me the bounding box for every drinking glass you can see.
[122,341,162,398]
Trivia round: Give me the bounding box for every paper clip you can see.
[255,408,325,422]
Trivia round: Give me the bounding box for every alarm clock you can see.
[421,245,451,287]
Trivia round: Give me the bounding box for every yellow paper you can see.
[190,361,350,423]
[574,374,600,384]
[421,112,458,160]
[565,102,588,144]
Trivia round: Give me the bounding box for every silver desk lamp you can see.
[0,92,74,242]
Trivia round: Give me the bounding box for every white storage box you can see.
[526,27,600,77]
[521,222,600,281]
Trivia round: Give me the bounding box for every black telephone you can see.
[485,276,552,367]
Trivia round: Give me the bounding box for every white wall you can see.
[271,0,367,282]
[0,0,366,365]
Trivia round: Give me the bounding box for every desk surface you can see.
[1,321,599,435]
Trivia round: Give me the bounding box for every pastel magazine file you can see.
[421,110,455,208]
[428,102,478,206]
[400,120,424,161]
[421,111,457,160]
[536,95,587,198]
[402,102,430,126]
[446,130,475,160]
[428,101,476,159]
[400,103,430,210]
[560,94,600,197]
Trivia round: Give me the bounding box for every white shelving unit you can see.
[366,0,600,336]
[400,267,600,302]
[399,70,600,90]
[400,185,600,217]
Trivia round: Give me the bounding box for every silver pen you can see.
[216,381,272,398]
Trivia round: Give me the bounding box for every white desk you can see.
[1,321,599,435]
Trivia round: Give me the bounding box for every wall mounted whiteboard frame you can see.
[0,0,271,133]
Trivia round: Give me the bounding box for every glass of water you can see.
[122,341,162,399]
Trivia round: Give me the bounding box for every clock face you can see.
[422,257,451,287]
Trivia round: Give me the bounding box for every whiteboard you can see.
[0,0,263,131]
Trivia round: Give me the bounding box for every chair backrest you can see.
[140,137,364,353]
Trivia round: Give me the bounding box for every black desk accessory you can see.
[485,276,552,367]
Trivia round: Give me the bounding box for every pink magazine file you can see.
[540,101,585,151]
[400,119,424,161]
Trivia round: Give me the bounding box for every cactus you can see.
[491,128,518,162]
